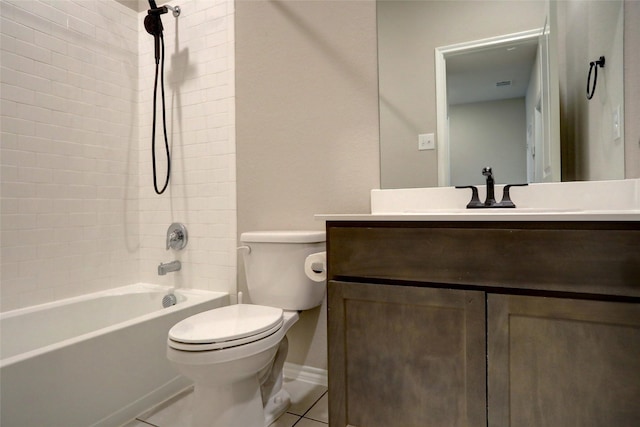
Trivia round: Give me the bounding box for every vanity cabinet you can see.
[328,281,486,427]
[326,221,640,427]
[487,294,640,426]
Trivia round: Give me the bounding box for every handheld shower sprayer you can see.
[144,13,163,64]
[144,1,181,64]
[144,1,180,195]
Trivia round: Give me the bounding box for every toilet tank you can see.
[240,231,326,311]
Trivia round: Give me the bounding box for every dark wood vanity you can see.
[326,220,640,427]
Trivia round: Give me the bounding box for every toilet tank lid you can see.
[241,230,326,243]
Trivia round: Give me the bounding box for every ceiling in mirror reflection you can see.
[447,40,538,105]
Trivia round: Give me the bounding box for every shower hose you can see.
[152,33,171,195]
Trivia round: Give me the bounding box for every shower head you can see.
[144,1,180,64]
[144,13,163,35]
[144,13,163,64]
[145,0,166,33]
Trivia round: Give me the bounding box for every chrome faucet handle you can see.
[167,230,182,248]
[166,222,188,250]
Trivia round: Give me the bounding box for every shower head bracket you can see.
[147,4,180,18]
[166,5,180,18]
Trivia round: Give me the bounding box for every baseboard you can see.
[92,375,192,427]
[283,362,328,387]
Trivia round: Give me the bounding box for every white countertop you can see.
[316,210,640,222]
[317,179,640,222]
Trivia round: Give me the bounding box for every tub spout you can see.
[158,260,181,275]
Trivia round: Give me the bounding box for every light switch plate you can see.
[418,133,435,150]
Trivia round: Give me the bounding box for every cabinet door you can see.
[488,294,640,426]
[328,281,486,427]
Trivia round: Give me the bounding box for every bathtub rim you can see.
[0,283,228,368]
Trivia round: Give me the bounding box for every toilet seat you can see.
[168,304,284,352]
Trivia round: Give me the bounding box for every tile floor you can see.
[122,378,328,427]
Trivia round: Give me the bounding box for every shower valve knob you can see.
[166,222,188,250]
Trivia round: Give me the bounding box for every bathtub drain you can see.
[162,294,177,308]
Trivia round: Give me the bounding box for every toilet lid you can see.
[168,304,284,349]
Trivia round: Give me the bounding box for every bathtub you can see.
[0,283,228,427]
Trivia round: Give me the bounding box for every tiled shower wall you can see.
[1,0,139,310]
[137,0,236,294]
[0,0,236,311]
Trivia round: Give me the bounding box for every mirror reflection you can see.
[378,0,625,189]
[437,28,560,187]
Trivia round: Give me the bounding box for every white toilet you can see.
[166,231,326,427]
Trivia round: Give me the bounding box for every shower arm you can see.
[148,4,181,18]
[165,5,180,18]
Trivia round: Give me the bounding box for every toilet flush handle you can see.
[237,245,251,254]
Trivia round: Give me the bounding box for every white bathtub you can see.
[0,283,228,427]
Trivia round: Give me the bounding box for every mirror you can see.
[378,0,625,189]
[435,28,560,186]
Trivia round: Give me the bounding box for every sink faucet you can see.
[456,167,528,208]
[482,167,496,206]
[158,260,181,275]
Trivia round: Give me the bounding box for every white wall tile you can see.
[1,0,236,311]
[0,0,140,311]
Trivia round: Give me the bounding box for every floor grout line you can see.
[134,419,159,427]
[295,390,329,425]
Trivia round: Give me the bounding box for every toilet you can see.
[166,231,326,427]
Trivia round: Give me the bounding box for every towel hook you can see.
[586,56,605,100]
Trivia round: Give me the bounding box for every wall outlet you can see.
[418,133,435,150]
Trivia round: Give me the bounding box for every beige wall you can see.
[449,98,527,186]
[235,0,379,369]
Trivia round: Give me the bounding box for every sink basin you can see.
[371,179,640,215]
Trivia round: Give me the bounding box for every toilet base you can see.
[263,389,291,426]
[189,379,291,427]
[191,376,264,427]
